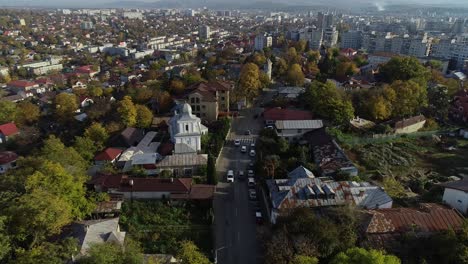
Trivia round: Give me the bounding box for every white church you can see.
[169,103,208,154]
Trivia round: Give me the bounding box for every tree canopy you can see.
[238,62,261,100]
[330,247,401,264]
[117,96,137,127]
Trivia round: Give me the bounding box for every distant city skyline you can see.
[0,0,467,8]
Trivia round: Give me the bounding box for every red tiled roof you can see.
[94,148,123,161]
[0,123,19,136]
[90,174,193,193]
[8,80,36,88]
[263,108,313,121]
[365,203,464,234]
[172,184,215,200]
[0,151,18,165]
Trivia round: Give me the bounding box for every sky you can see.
[0,0,467,8]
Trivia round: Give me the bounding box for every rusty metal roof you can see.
[364,203,464,234]
[267,169,392,212]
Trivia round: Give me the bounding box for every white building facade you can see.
[169,103,208,152]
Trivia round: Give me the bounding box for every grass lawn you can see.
[120,200,213,256]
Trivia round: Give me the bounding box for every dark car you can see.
[245,130,251,135]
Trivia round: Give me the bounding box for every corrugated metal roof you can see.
[275,120,323,130]
[364,203,464,234]
[155,153,208,167]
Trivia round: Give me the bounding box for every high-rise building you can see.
[300,27,323,50]
[254,34,272,51]
[453,18,466,34]
[340,30,362,50]
[80,21,94,30]
[199,25,211,39]
[323,27,339,48]
[317,12,334,29]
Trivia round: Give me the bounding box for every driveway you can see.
[213,105,263,264]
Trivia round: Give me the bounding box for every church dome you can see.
[181,103,192,114]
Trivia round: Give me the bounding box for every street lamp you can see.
[214,246,228,264]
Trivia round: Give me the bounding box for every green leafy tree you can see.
[41,136,88,178]
[367,95,392,121]
[385,80,427,118]
[330,247,401,264]
[135,104,153,128]
[77,239,144,264]
[304,81,354,124]
[74,136,99,161]
[169,79,186,95]
[84,122,109,148]
[12,238,78,264]
[380,56,430,86]
[176,241,211,264]
[274,58,288,78]
[8,189,72,248]
[238,63,261,100]
[15,101,40,126]
[286,64,305,86]
[54,93,78,123]
[0,101,17,123]
[117,96,137,127]
[207,154,217,184]
[427,85,450,121]
[0,216,10,262]
[291,255,319,264]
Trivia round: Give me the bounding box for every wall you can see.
[276,128,313,142]
[122,191,171,200]
[394,120,426,134]
[443,188,468,215]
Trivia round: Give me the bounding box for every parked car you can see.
[227,170,234,183]
[250,142,255,148]
[249,162,254,168]
[249,149,256,157]
[241,146,247,153]
[248,177,255,188]
[255,211,263,224]
[234,139,241,146]
[248,170,254,177]
[265,125,274,129]
[238,170,245,181]
[249,189,257,200]
[245,130,251,135]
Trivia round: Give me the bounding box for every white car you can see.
[249,189,257,200]
[227,170,234,183]
[249,149,256,157]
[248,170,254,177]
[241,146,247,153]
[250,142,255,148]
[248,177,255,187]
[234,139,241,146]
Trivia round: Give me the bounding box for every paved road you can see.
[213,105,263,264]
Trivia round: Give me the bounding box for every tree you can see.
[295,40,307,53]
[84,122,109,148]
[15,101,40,126]
[153,90,173,113]
[12,238,77,264]
[367,95,392,121]
[8,189,72,248]
[291,255,319,264]
[206,154,217,184]
[135,104,153,128]
[54,93,78,123]
[304,81,355,124]
[286,64,305,86]
[88,86,103,97]
[238,63,261,100]
[330,247,401,264]
[385,80,428,118]
[169,79,186,95]
[77,239,144,264]
[274,58,288,78]
[0,101,17,123]
[380,56,430,86]
[0,216,10,262]
[382,177,406,199]
[427,85,450,121]
[176,241,211,264]
[74,136,99,161]
[117,96,137,127]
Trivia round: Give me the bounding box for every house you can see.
[0,151,18,174]
[439,179,468,215]
[75,65,100,77]
[169,103,208,153]
[276,86,306,99]
[7,80,39,92]
[266,165,392,223]
[68,218,126,257]
[304,128,358,177]
[186,81,232,121]
[79,96,94,108]
[349,116,376,130]
[117,127,145,147]
[340,48,358,57]
[0,123,19,143]
[275,120,323,142]
[362,203,464,250]
[154,153,208,177]
[117,131,161,172]
[393,115,426,134]
[89,174,214,200]
[263,108,313,125]
[94,148,123,165]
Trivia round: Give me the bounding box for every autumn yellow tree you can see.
[117,96,137,127]
[54,93,78,123]
[287,64,305,86]
[238,63,261,100]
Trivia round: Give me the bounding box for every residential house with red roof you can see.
[94,148,123,165]
[89,174,214,200]
[75,65,100,78]
[0,151,18,174]
[263,108,314,125]
[0,123,19,143]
